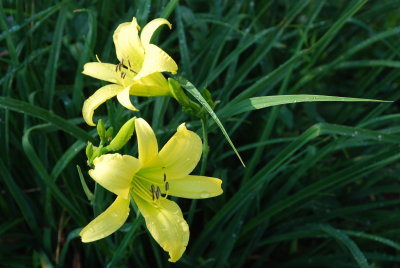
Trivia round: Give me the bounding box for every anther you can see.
[165,182,169,191]
[163,173,166,182]
[155,187,161,199]
[128,59,131,67]
[121,72,126,79]
[115,63,120,72]
[150,185,155,201]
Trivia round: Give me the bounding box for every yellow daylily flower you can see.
[80,118,223,262]
[82,18,178,126]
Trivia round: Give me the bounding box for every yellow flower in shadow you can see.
[80,118,223,262]
[82,18,178,126]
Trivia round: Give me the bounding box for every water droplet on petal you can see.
[181,222,189,232]
[200,192,210,198]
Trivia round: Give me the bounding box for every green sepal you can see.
[201,88,217,109]
[105,117,136,152]
[169,78,203,116]
[169,78,191,106]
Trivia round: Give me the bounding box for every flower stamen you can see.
[165,181,169,191]
[163,173,169,199]
[150,184,155,201]
[155,186,161,199]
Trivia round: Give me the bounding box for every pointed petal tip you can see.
[167,245,187,262]
[140,18,173,45]
[177,123,187,132]
[82,84,124,126]
[116,87,140,111]
[80,196,130,243]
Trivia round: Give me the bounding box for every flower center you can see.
[115,58,137,86]
[131,171,170,203]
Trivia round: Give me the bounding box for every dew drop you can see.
[200,192,210,198]
[89,227,95,233]
[112,212,118,217]
[377,134,382,141]
[182,224,189,232]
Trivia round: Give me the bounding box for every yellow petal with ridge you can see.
[134,44,178,80]
[135,118,159,166]
[80,196,130,242]
[159,123,202,178]
[89,154,141,198]
[133,195,189,262]
[82,84,124,126]
[166,175,223,199]
[138,123,202,180]
[130,73,170,97]
[113,17,144,73]
[82,62,118,84]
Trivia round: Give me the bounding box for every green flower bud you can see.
[85,142,94,160]
[106,118,136,151]
[96,119,106,144]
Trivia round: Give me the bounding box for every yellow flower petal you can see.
[113,17,144,73]
[133,195,189,262]
[166,175,223,199]
[140,18,172,45]
[80,196,130,242]
[82,62,118,84]
[135,118,159,166]
[138,123,202,180]
[82,84,124,126]
[89,154,141,198]
[159,123,202,178]
[130,73,170,96]
[134,44,178,80]
[116,87,139,111]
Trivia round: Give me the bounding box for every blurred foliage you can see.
[1,0,400,267]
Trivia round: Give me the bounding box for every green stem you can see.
[188,117,209,225]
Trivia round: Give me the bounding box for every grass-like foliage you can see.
[1,0,400,267]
